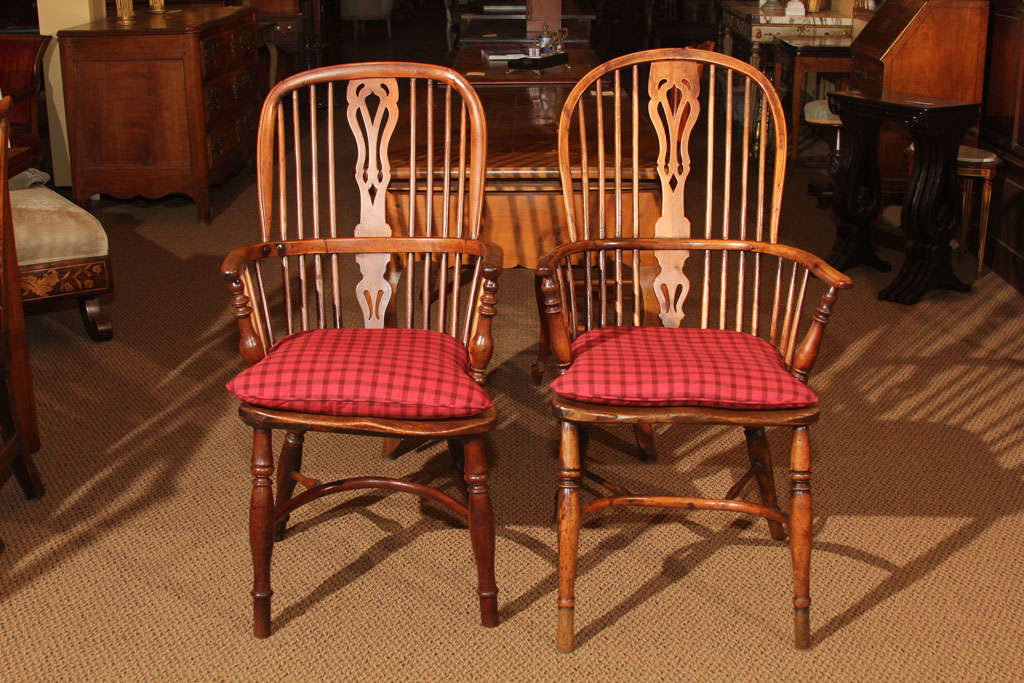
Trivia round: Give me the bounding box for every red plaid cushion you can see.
[227,328,492,419]
[550,326,817,409]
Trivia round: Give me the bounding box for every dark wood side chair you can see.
[0,34,52,167]
[534,48,854,651]
[0,97,45,554]
[222,62,502,637]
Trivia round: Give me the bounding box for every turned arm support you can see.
[221,237,503,368]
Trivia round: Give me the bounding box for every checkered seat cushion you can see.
[227,328,492,419]
[549,327,818,410]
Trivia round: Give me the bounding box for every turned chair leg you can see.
[632,423,657,462]
[250,428,275,638]
[463,437,498,627]
[977,174,994,278]
[274,431,304,541]
[556,421,582,652]
[788,426,812,649]
[744,427,787,541]
[958,177,975,253]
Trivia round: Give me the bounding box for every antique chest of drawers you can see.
[58,7,259,223]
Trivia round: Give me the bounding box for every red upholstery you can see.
[550,327,818,409]
[227,328,492,419]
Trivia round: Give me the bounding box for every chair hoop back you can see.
[248,62,490,346]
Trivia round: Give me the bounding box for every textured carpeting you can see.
[4,16,1024,681]
[2,152,1023,679]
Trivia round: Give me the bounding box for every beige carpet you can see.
[2,157,1023,679]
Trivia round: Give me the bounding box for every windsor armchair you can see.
[222,63,501,637]
[534,49,853,651]
[0,97,45,554]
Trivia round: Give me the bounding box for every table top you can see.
[830,89,980,111]
[775,35,852,57]
[454,47,599,87]
[720,1,851,26]
[60,6,249,35]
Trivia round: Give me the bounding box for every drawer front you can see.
[201,24,257,79]
[269,20,303,51]
[207,107,259,181]
[204,67,259,126]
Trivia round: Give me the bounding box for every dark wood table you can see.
[454,46,597,86]
[772,36,851,160]
[827,89,981,304]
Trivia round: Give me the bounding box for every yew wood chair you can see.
[222,63,501,637]
[0,97,45,553]
[534,48,853,651]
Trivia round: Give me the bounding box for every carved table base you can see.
[827,90,980,305]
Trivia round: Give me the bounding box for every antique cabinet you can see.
[980,0,1024,288]
[850,0,990,184]
[58,7,259,223]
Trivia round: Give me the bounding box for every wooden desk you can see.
[827,89,980,304]
[718,1,852,70]
[773,36,851,160]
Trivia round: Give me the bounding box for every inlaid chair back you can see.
[246,62,488,356]
[553,48,814,366]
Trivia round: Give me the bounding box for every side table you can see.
[827,89,981,304]
[773,36,851,160]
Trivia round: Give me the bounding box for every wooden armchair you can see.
[534,48,853,651]
[222,62,502,637]
[0,34,51,165]
[0,97,45,554]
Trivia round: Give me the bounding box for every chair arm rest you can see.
[221,238,503,367]
[538,238,852,290]
[222,237,501,279]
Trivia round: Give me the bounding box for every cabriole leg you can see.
[744,427,787,541]
[788,426,812,649]
[274,431,304,541]
[556,421,582,652]
[463,437,498,627]
[250,428,275,638]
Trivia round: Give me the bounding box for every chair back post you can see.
[0,96,40,455]
[553,48,810,359]
[245,62,489,351]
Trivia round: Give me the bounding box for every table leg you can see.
[790,63,806,160]
[828,111,890,273]
[877,121,970,304]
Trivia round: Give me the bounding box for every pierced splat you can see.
[347,78,400,327]
[647,60,701,327]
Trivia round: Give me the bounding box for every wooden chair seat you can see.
[227,327,492,419]
[550,326,819,410]
[7,186,113,341]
